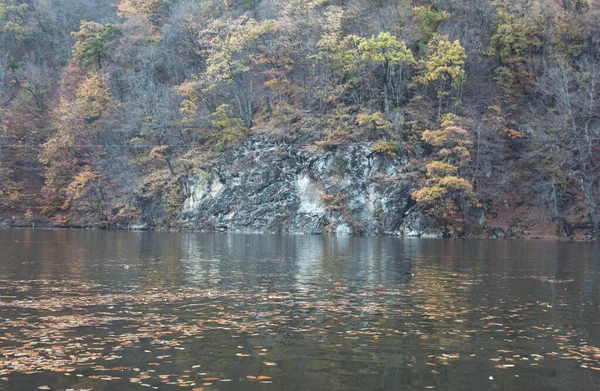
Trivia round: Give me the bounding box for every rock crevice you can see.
[179,137,431,235]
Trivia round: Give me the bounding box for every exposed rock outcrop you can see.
[178,136,433,235]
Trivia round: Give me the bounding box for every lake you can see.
[0,229,599,390]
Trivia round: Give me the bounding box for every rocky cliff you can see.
[176,136,436,236]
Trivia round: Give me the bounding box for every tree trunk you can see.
[582,174,600,234]
[165,155,175,177]
[471,121,482,190]
[383,62,390,116]
[233,76,253,128]
[384,82,389,117]
[265,93,273,118]
[551,177,559,217]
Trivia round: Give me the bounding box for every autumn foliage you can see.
[0,0,598,234]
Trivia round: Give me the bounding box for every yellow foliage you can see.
[210,105,249,150]
[0,168,20,211]
[422,114,471,166]
[320,192,348,212]
[205,17,273,81]
[357,32,415,66]
[485,105,526,139]
[179,100,198,116]
[373,140,399,157]
[24,209,34,223]
[148,146,169,162]
[356,112,390,131]
[412,185,453,216]
[412,184,448,202]
[426,161,458,178]
[116,0,164,25]
[167,182,182,217]
[412,6,450,39]
[283,0,328,16]
[413,36,466,91]
[413,114,478,220]
[436,176,473,192]
[75,73,113,122]
[412,174,475,217]
[177,79,203,120]
[65,167,96,203]
[316,6,345,54]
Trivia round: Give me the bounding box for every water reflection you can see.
[0,229,600,390]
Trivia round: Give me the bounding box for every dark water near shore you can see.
[1,229,599,390]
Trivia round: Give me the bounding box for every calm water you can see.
[1,229,599,391]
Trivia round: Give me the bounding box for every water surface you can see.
[0,229,599,390]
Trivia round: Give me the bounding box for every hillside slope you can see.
[0,0,598,239]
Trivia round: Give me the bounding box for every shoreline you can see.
[1,224,596,242]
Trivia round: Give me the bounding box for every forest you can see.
[0,0,599,237]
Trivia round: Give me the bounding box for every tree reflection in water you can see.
[0,230,599,390]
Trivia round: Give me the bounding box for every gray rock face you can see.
[179,136,434,235]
